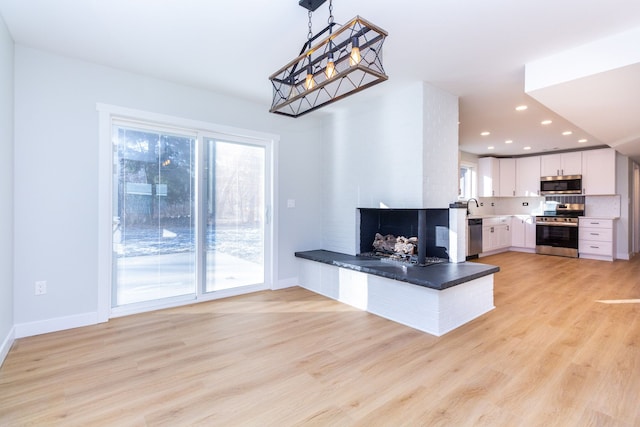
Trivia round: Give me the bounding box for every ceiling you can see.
[1,0,639,162]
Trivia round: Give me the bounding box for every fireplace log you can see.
[372,233,397,253]
[395,236,417,255]
[372,233,419,256]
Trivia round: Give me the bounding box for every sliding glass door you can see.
[204,139,265,292]
[112,122,268,310]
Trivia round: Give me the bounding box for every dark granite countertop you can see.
[295,250,499,291]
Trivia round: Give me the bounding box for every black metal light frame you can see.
[269,7,388,118]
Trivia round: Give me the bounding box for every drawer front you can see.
[483,217,509,226]
[579,240,613,255]
[579,219,613,229]
[579,227,612,243]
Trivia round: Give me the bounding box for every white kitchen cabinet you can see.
[497,222,512,248]
[579,217,615,261]
[478,157,500,197]
[499,158,516,197]
[511,215,536,250]
[482,216,511,253]
[515,156,541,197]
[540,152,582,176]
[581,148,616,195]
[482,224,497,252]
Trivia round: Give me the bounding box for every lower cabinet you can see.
[579,218,615,261]
[482,217,511,254]
[510,215,536,251]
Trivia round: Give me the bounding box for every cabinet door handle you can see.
[590,246,600,249]
[590,233,600,236]
[590,222,600,225]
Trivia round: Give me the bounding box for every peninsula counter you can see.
[295,250,499,336]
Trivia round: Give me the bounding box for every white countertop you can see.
[579,216,619,220]
[467,214,538,219]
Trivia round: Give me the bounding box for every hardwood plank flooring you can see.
[1,252,640,426]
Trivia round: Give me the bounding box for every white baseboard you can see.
[616,252,631,261]
[509,247,536,254]
[0,326,16,367]
[273,277,298,290]
[14,312,99,339]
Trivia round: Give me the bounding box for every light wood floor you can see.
[1,252,639,426]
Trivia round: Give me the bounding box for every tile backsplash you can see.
[470,194,620,218]
[584,195,621,217]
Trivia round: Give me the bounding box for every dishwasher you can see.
[467,218,483,259]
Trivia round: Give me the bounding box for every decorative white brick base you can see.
[297,258,495,336]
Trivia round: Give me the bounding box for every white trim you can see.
[0,326,15,367]
[14,312,98,339]
[97,107,112,323]
[274,277,298,290]
[96,103,279,142]
[96,103,279,319]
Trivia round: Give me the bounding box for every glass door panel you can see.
[113,125,196,307]
[204,139,265,292]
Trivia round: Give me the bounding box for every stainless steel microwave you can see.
[540,175,582,195]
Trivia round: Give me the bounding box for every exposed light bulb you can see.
[349,37,361,66]
[325,53,336,79]
[305,64,315,90]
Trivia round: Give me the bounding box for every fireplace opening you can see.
[357,208,450,266]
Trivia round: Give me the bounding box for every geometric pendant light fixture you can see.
[269,0,388,117]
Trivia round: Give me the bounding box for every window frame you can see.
[97,104,277,321]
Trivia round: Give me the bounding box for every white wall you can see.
[0,14,15,364]
[320,81,459,255]
[13,46,324,330]
[422,83,459,208]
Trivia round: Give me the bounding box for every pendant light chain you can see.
[307,10,313,42]
[328,0,334,27]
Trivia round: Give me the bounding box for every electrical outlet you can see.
[35,281,47,295]
[491,202,495,206]
[523,202,529,206]
[480,202,484,206]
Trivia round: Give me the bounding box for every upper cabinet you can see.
[478,157,500,197]
[515,156,541,197]
[498,158,516,197]
[582,148,616,195]
[475,149,616,198]
[540,152,582,176]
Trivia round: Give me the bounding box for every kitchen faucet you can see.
[467,198,479,216]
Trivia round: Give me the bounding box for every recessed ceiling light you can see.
[578,139,587,143]
[562,131,573,136]
[481,131,490,136]
[515,105,528,111]
[488,146,495,150]
[523,146,531,150]
[505,140,513,144]
[541,120,552,125]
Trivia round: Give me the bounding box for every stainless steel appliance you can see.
[535,203,584,257]
[540,175,582,195]
[467,218,483,259]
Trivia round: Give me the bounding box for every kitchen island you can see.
[295,250,499,336]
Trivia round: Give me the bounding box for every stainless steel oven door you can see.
[535,222,579,258]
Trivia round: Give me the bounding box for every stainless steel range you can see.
[535,203,584,258]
